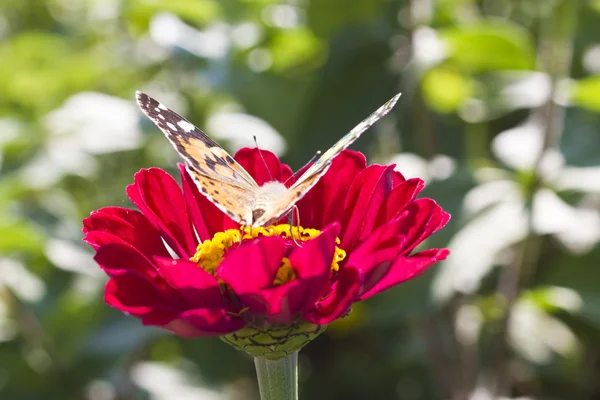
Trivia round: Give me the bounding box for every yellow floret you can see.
[190,224,346,278]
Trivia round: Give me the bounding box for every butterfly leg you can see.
[237,225,246,248]
[289,205,303,248]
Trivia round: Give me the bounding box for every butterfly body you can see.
[136,91,401,227]
[242,181,289,225]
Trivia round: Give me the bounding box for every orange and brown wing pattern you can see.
[185,166,255,225]
[136,91,258,190]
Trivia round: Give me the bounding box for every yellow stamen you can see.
[273,257,296,286]
[190,224,346,278]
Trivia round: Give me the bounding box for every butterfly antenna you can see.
[253,135,274,181]
[284,150,322,185]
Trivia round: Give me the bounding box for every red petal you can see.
[397,199,451,254]
[153,257,228,310]
[218,236,286,293]
[164,308,245,337]
[345,219,405,294]
[304,266,362,325]
[392,169,406,184]
[296,150,366,230]
[83,210,170,259]
[234,148,292,186]
[101,245,243,336]
[277,223,340,321]
[217,236,285,316]
[340,165,396,250]
[106,276,243,336]
[94,243,151,276]
[139,311,181,326]
[84,231,129,250]
[84,207,155,235]
[374,178,424,228]
[216,225,339,323]
[126,168,196,258]
[359,248,449,300]
[94,243,176,301]
[105,273,184,317]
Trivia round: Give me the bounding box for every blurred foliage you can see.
[1,0,600,399]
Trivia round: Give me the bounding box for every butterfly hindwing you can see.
[185,166,255,225]
[136,92,258,190]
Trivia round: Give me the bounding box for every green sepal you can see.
[221,321,327,360]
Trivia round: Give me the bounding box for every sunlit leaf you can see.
[440,20,536,72]
[307,0,386,37]
[269,28,326,72]
[421,67,473,113]
[570,75,600,112]
[0,33,109,114]
[126,0,221,31]
[0,218,45,254]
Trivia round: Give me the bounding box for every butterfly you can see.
[136,91,401,227]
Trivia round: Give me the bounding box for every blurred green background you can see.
[2,0,600,399]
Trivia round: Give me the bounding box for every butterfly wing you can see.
[294,93,401,187]
[252,93,402,226]
[136,91,259,225]
[185,166,258,225]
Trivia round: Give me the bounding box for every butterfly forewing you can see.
[135,92,258,190]
[254,93,402,226]
[292,93,401,187]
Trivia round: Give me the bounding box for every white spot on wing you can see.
[166,122,177,131]
[177,120,196,132]
[158,103,167,110]
[158,114,166,120]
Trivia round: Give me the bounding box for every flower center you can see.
[190,224,346,282]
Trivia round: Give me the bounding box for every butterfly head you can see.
[251,181,290,225]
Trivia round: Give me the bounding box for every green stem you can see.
[254,352,298,400]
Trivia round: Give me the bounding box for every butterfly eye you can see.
[252,208,266,223]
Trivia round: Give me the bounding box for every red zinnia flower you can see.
[83,148,449,357]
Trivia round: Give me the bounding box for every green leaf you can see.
[0,218,44,254]
[126,0,221,31]
[307,0,386,37]
[0,33,109,114]
[269,28,326,72]
[421,67,473,113]
[570,75,600,112]
[440,20,536,72]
